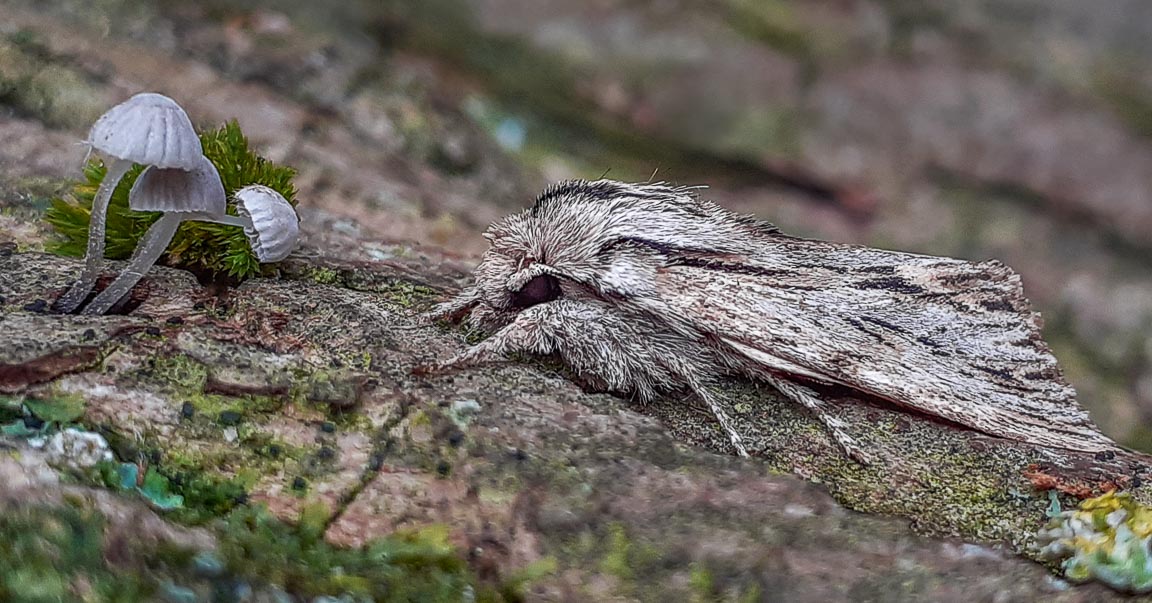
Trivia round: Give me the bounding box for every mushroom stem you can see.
[186,212,251,228]
[54,159,134,313]
[80,212,183,315]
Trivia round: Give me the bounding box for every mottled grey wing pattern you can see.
[650,238,1114,452]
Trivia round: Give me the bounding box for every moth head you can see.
[470,179,777,322]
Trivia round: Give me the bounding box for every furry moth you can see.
[424,179,1115,462]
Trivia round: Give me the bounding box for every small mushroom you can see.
[56,92,203,313]
[81,156,226,315]
[192,185,300,263]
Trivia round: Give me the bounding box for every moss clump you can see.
[0,504,180,601]
[1038,491,1152,593]
[214,506,492,601]
[45,120,298,280]
[0,502,523,602]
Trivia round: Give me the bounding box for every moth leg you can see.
[421,301,751,459]
[682,377,750,458]
[417,307,552,375]
[423,287,481,324]
[762,375,873,465]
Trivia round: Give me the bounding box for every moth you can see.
[423,179,1114,462]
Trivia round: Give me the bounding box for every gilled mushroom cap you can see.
[129,155,227,214]
[88,92,202,170]
[234,185,300,263]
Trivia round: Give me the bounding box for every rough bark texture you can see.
[3,0,1152,600]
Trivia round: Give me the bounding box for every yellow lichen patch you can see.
[1038,491,1152,593]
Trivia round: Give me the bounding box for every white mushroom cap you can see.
[129,155,227,214]
[233,185,300,263]
[87,92,202,170]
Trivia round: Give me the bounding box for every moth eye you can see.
[511,274,562,308]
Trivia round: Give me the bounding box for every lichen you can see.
[1037,491,1152,593]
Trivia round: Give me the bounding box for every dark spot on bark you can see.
[861,316,909,334]
[368,453,384,472]
[845,317,885,344]
[974,365,1015,381]
[1009,336,1039,349]
[938,273,979,286]
[292,477,308,490]
[855,276,925,294]
[22,299,47,313]
[856,265,896,275]
[979,299,1015,312]
[916,336,942,348]
[218,410,242,426]
[1024,368,1060,381]
[166,316,184,325]
[180,402,195,419]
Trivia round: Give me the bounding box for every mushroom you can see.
[80,155,226,315]
[192,185,300,263]
[55,92,202,313]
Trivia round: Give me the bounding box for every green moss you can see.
[688,564,716,603]
[378,280,439,309]
[288,263,440,309]
[599,523,635,582]
[308,267,341,285]
[23,391,86,424]
[44,120,299,280]
[213,506,484,601]
[146,354,210,391]
[0,501,520,601]
[0,504,180,601]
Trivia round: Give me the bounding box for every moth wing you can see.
[651,240,1114,452]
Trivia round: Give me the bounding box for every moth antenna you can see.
[597,167,613,180]
[647,167,660,183]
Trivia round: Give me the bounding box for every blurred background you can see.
[2,0,1150,448]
